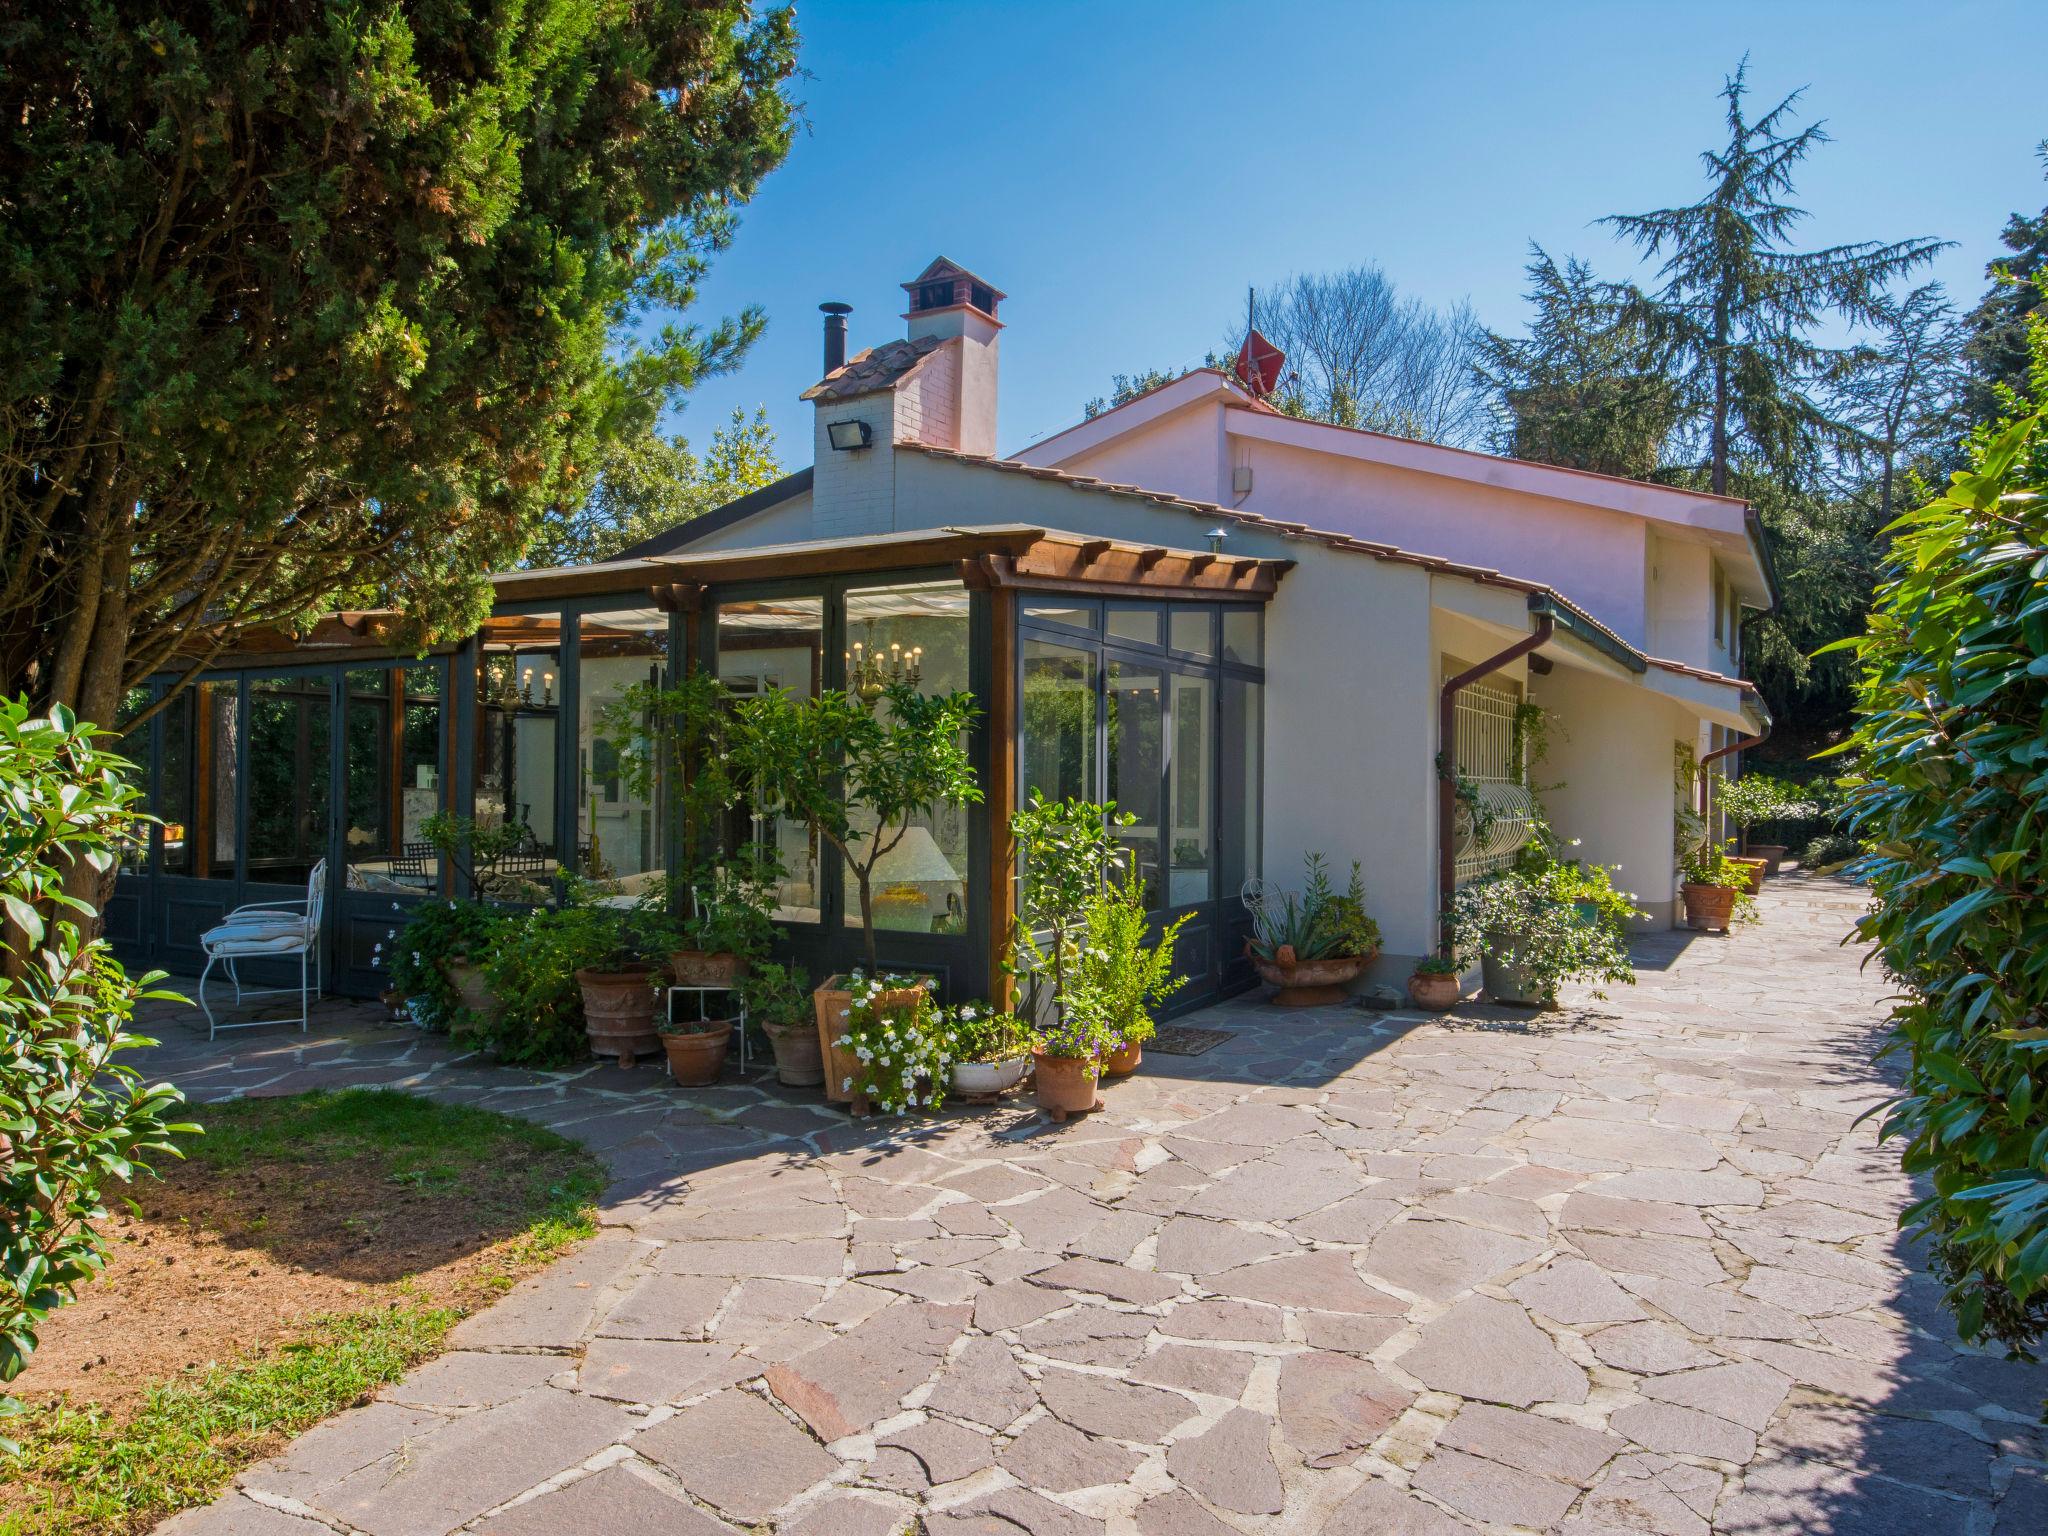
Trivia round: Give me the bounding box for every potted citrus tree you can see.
[1246,854,1381,1006]
[732,679,980,1104]
[1069,860,1187,1076]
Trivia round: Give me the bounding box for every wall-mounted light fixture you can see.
[826,418,873,452]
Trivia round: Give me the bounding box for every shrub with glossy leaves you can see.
[1830,360,2048,1354]
[1,700,192,1450]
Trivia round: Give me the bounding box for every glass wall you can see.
[1021,638,1097,805]
[715,595,825,921]
[202,679,240,880]
[474,614,564,900]
[576,607,669,896]
[1107,660,1163,909]
[343,665,445,893]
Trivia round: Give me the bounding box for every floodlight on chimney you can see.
[826,418,873,452]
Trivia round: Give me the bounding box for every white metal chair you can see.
[197,858,327,1039]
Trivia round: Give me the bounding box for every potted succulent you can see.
[835,974,951,1115]
[659,1013,733,1086]
[1246,854,1382,1006]
[743,961,821,1086]
[1451,837,1640,1007]
[1680,841,1756,933]
[731,679,980,1104]
[945,1004,1032,1098]
[1069,861,1188,1077]
[1407,950,1464,1011]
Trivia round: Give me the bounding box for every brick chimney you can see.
[900,257,1002,456]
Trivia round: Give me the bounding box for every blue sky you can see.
[672,0,2045,460]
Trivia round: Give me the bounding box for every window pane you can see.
[201,681,238,880]
[247,675,332,885]
[476,615,564,901]
[343,666,445,894]
[716,596,824,922]
[161,688,195,877]
[1168,673,1213,905]
[1106,606,1161,647]
[1223,607,1262,666]
[1169,607,1214,656]
[842,583,972,932]
[1022,638,1097,805]
[1022,599,1097,631]
[1108,661,1162,908]
[578,608,669,893]
[1220,677,1262,895]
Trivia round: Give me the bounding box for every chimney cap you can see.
[819,301,853,316]
[903,257,1004,320]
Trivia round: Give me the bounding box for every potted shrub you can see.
[475,903,658,1066]
[659,1013,733,1086]
[732,679,980,1103]
[835,974,952,1115]
[386,898,509,1030]
[744,960,821,1086]
[1452,839,1640,1008]
[945,1004,1032,1098]
[1715,772,1809,876]
[669,849,779,985]
[1680,841,1756,933]
[1246,854,1382,1006]
[1029,1009,1107,1121]
[1407,951,1464,1011]
[1069,861,1188,1077]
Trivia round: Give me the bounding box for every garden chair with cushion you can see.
[196,858,327,1038]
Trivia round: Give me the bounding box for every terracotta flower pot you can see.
[669,949,749,987]
[662,1018,733,1086]
[576,964,662,1066]
[1407,971,1461,1011]
[1250,949,1372,1007]
[812,975,928,1106]
[1747,843,1788,875]
[1730,856,1767,894]
[1033,1052,1102,1121]
[762,1018,825,1087]
[1681,882,1739,933]
[441,955,498,1021]
[1101,1039,1142,1077]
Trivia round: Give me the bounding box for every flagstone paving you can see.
[142,874,2046,1534]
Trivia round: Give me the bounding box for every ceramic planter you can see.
[576,964,662,1066]
[1730,856,1767,894]
[662,1018,733,1086]
[1747,842,1788,875]
[1479,942,1554,1008]
[762,1018,825,1087]
[952,1056,1029,1098]
[1033,1051,1102,1120]
[1249,948,1373,1007]
[669,949,749,987]
[1407,971,1461,1011]
[1101,1039,1142,1077]
[1682,882,1740,933]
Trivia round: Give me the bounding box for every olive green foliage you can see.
[1680,841,1762,924]
[1450,831,1639,1000]
[0,699,195,1450]
[1830,343,2048,1353]
[734,680,981,970]
[1715,773,1814,832]
[740,961,811,1031]
[384,899,511,1027]
[1008,793,1136,1042]
[474,904,668,1066]
[1,0,798,723]
[417,812,531,901]
[944,1003,1030,1064]
[1069,863,1187,1050]
[1248,853,1381,964]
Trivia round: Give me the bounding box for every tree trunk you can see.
[1710,349,1729,497]
[856,869,877,971]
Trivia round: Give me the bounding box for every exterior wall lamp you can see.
[827,418,873,451]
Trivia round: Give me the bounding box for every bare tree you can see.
[1234,266,1490,447]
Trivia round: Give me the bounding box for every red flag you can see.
[1234,329,1285,397]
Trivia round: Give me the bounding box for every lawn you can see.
[1,1089,605,1536]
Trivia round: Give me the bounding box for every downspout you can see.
[1436,614,1554,955]
[1696,723,1771,828]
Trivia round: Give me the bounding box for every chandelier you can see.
[846,624,921,702]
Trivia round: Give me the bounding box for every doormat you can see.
[1148,1026,1236,1057]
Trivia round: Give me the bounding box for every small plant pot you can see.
[576,964,662,1066]
[670,949,749,987]
[1101,1039,1142,1077]
[662,1018,733,1086]
[441,955,498,1021]
[762,1018,825,1087]
[1480,946,1554,1008]
[1730,856,1767,894]
[1747,842,1788,875]
[1407,971,1462,1011]
[1033,1052,1102,1121]
[952,1056,1029,1098]
[1250,950,1372,1007]
[1682,882,1739,933]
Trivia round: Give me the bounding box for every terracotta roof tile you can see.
[802,335,947,402]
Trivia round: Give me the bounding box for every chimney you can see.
[901,258,1003,456]
[820,301,851,374]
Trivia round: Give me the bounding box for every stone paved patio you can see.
[140,874,2046,1535]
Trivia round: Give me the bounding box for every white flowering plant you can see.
[833,971,950,1114]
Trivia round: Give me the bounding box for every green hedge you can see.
[1833,360,2048,1354]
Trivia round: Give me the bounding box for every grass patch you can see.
[3,1089,604,1536]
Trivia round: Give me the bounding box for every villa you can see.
[108,257,1773,1013]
